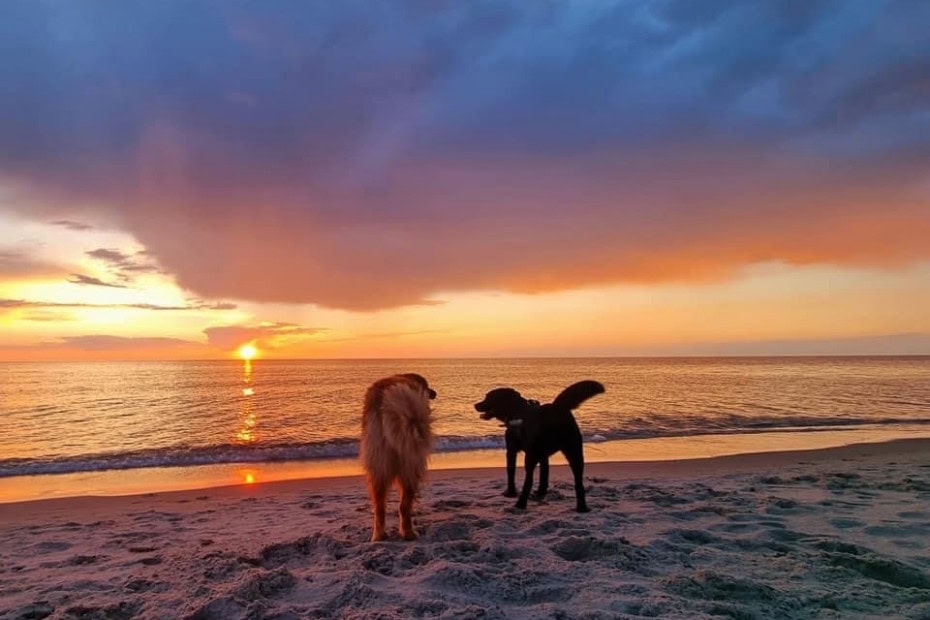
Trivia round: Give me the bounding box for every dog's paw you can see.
[575,505,591,513]
[370,531,388,542]
[531,492,548,501]
[503,489,518,498]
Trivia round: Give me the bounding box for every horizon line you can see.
[2,353,929,363]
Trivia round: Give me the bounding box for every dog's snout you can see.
[474,401,487,412]
[427,388,437,400]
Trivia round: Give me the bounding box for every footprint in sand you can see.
[34,541,71,553]
[10,602,54,619]
[764,497,801,514]
[65,601,142,619]
[424,518,475,542]
[65,554,103,566]
[713,522,760,534]
[431,499,472,510]
[552,535,639,565]
[124,577,168,593]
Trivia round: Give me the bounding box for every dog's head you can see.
[474,387,527,421]
[399,373,437,400]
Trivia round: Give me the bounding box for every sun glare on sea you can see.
[238,343,258,360]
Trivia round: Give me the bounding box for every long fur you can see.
[360,374,435,541]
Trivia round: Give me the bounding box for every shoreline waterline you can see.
[3,427,929,504]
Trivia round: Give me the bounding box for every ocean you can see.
[2,357,928,489]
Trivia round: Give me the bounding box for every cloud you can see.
[67,273,130,288]
[204,323,325,351]
[50,219,94,231]
[323,328,450,343]
[50,335,203,352]
[0,251,64,279]
[0,297,237,312]
[18,310,74,322]
[86,248,161,275]
[631,333,930,357]
[0,334,210,359]
[81,247,164,286]
[0,1,928,309]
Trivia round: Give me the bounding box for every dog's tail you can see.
[552,380,605,410]
[378,383,434,458]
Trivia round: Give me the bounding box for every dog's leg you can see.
[564,448,590,513]
[533,457,549,500]
[504,447,518,497]
[515,455,540,510]
[369,476,389,541]
[399,480,418,541]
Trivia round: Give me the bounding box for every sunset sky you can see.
[1,1,929,360]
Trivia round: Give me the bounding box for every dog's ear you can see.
[494,388,524,407]
[399,372,427,386]
[399,373,435,399]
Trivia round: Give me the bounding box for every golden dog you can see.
[360,373,436,541]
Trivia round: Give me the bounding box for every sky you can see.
[1,0,929,360]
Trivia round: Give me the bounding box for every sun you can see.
[238,343,258,360]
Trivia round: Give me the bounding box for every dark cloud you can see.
[85,247,163,284]
[86,248,130,263]
[0,1,928,309]
[86,248,158,271]
[68,273,130,288]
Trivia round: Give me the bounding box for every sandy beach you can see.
[2,438,930,619]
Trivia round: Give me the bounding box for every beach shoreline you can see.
[2,438,929,618]
[3,427,930,505]
[2,436,927,517]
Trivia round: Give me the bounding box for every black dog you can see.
[475,380,605,512]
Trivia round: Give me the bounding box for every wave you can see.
[3,415,929,479]
[0,436,506,479]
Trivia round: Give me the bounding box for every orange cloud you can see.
[204,323,325,352]
[0,335,210,361]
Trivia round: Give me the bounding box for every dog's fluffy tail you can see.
[376,383,434,459]
[552,380,605,411]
